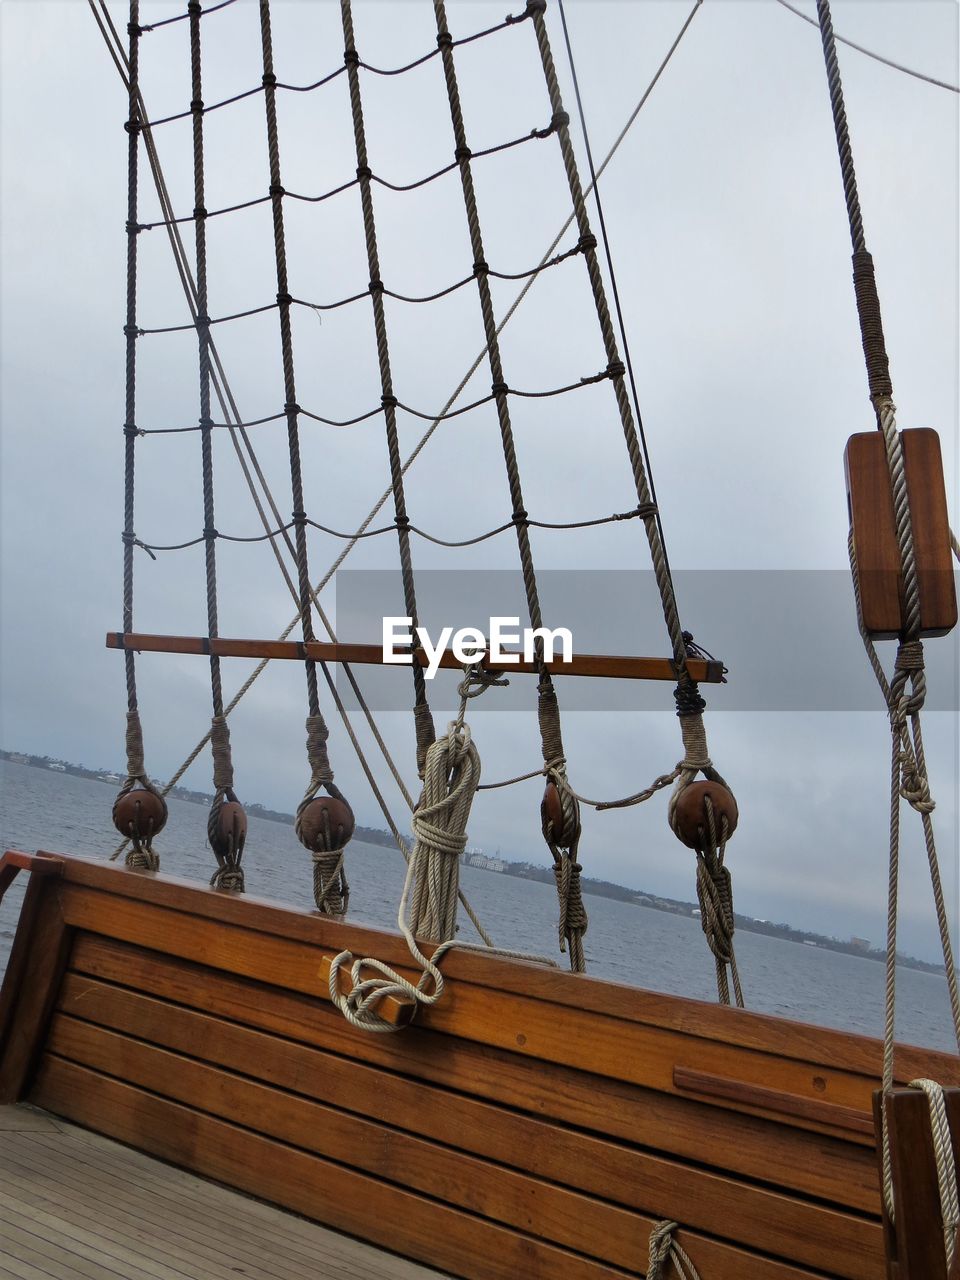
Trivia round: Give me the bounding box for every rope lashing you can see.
[647,1220,702,1280]
[327,664,556,1034]
[296,713,355,914]
[207,714,246,891]
[112,709,167,872]
[908,1078,960,1273]
[668,700,743,1007]
[190,0,248,890]
[538,677,588,972]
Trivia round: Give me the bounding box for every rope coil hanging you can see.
[816,0,960,1246]
[328,664,556,1034]
[111,0,167,871]
[259,0,355,910]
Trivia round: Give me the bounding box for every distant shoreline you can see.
[2,748,946,976]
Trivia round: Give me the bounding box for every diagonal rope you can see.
[91,0,494,945]
[775,0,959,94]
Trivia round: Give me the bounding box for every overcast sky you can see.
[1,0,957,964]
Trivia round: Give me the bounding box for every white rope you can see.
[908,1079,959,1272]
[327,670,557,1032]
[646,1220,702,1280]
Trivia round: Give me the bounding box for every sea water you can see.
[0,759,954,1051]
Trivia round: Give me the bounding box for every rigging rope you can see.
[776,0,959,95]
[525,0,740,996]
[433,0,588,971]
[816,0,960,1238]
[188,0,247,893]
[342,0,437,780]
[260,0,354,912]
[92,0,494,947]
[111,0,167,871]
[96,0,700,945]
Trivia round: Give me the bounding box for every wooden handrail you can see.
[674,1066,874,1137]
[0,850,64,906]
[106,632,726,684]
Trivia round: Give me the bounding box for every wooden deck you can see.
[0,1104,450,1280]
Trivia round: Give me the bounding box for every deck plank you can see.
[0,1106,450,1280]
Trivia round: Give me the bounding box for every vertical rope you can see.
[818,0,960,1232]
[432,0,587,970]
[340,0,435,778]
[112,0,167,871]
[259,0,354,911]
[189,0,246,892]
[524,0,737,980]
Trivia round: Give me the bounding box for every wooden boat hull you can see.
[2,852,957,1279]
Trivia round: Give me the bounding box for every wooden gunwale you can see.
[38,852,956,1083]
[67,933,882,1216]
[3,851,958,1280]
[43,991,882,1277]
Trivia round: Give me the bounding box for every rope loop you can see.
[647,1219,702,1280]
[908,1078,960,1272]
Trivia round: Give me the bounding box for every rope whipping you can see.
[341,0,437,781]
[432,0,589,971]
[526,0,740,996]
[327,665,559,1034]
[259,0,354,913]
[188,0,247,892]
[111,0,168,871]
[817,0,960,1229]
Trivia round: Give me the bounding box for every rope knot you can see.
[491,379,509,397]
[550,109,570,131]
[262,72,277,88]
[343,48,360,67]
[436,31,454,49]
[577,232,597,254]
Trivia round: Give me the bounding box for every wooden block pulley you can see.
[845,428,957,639]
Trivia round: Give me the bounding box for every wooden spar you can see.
[105,632,726,683]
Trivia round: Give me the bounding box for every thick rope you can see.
[328,668,557,1033]
[817,0,960,1221]
[189,0,246,891]
[646,1220,702,1280]
[433,0,589,969]
[112,2,166,871]
[908,1078,960,1272]
[259,0,356,899]
[342,0,436,777]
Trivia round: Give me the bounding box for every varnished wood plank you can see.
[0,878,71,1104]
[674,1065,874,1135]
[47,996,884,1278]
[883,1087,953,1280]
[845,428,958,638]
[50,854,956,1085]
[67,938,881,1216]
[55,882,890,1134]
[105,631,726,683]
[31,1056,834,1280]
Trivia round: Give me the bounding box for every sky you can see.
[0,0,958,964]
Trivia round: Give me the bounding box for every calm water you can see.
[1,759,955,1051]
